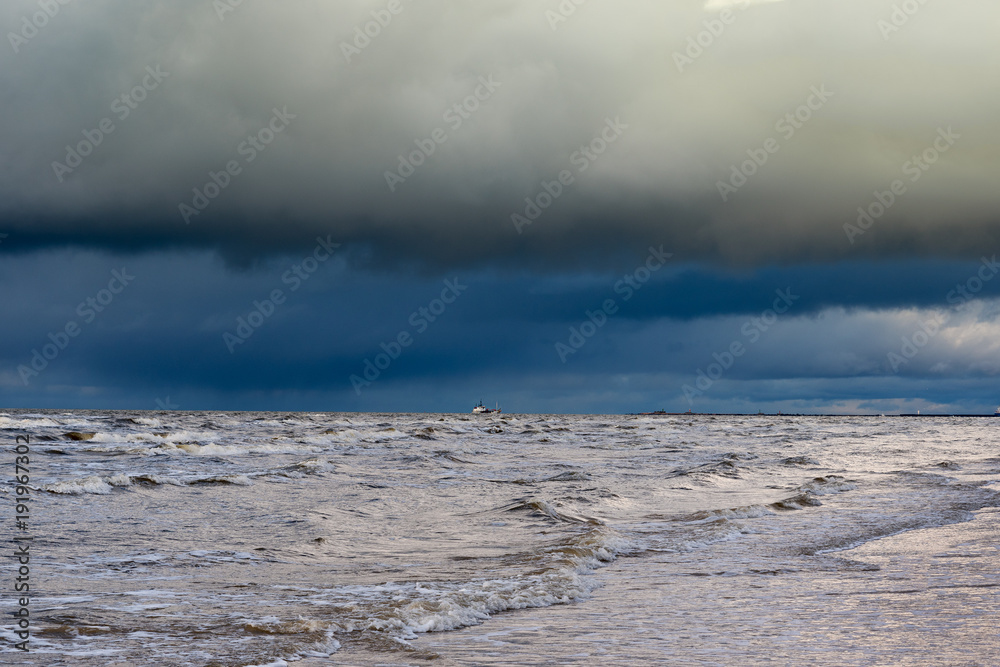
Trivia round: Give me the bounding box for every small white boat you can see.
[473,400,501,414]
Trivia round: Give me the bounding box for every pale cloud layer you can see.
[2,0,998,270]
[704,0,786,11]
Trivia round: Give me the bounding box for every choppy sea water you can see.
[1,411,999,666]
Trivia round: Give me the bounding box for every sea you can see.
[1,410,998,666]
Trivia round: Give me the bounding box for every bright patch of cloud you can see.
[704,0,785,10]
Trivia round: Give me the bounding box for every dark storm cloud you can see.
[3,248,1000,413]
[3,0,999,271]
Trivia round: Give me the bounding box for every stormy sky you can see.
[2,0,999,414]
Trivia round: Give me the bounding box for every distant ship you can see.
[473,400,501,414]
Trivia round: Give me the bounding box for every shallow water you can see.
[1,411,998,665]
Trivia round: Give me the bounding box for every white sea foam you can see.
[273,457,337,478]
[172,442,318,456]
[188,474,253,486]
[126,416,163,427]
[684,504,776,522]
[0,415,65,428]
[297,525,631,643]
[798,475,858,495]
[42,471,240,494]
[43,476,114,495]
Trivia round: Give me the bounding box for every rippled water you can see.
[1,411,998,665]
